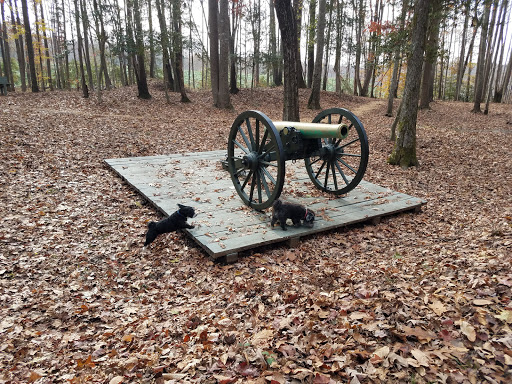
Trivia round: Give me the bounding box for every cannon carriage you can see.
[226,108,369,210]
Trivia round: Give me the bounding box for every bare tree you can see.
[275,0,300,121]
[217,0,231,107]
[21,0,39,92]
[132,0,151,99]
[419,0,442,109]
[10,0,27,91]
[386,0,408,116]
[388,0,430,168]
[1,0,14,90]
[171,0,190,102]
[306,0,316,88]
[148,0,155,78]
[73,0,88,97]
[472,0,492,113]
[307,0,326,109]
[209,0,219,105]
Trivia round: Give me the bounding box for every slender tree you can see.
[11,0,27,91]
[353,0,364,95]
[388,0,430,168]
[132,0,151,98]
[171,0,190,102]
[419,0,442,109]
[61,0,70,88]
[322,0,333,91]
[81,0,94,90]
[293,0,307,88]
[269,0,281,86]
[217,0,231,107]
[40,2,53,90]
[307,0,326,109]
[249,0,262,87]
[386,0,408,117]
[275,0,300,121]
[455,0,471,100]
[306,0,316,87]
[21,0,39,92]
[472,0,491,113]
[495,44,512,102]
[92,0,112,93]
[155,0,172,101]
[73,0,88,97]
[493,0,510,102]
[209,0,220,105]
[334,0,344,96]
[148,0,155,78]
[230,0,241,93]
[1,0,14,90]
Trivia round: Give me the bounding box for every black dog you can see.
[271,199,315,230]
[144,204,195,246]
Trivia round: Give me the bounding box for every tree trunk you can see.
[1,1,14,91]
[307,0,326,109]
[455,0,470,101]
[230,2,240,93]
[353,0,364,95]
[472,0,491,113]
[275,0,300,121]
[132,0,151,99]
[484,0,507,114]
[73,0,88,97]
[217,0,231,107]
[155,0,171,101]
[306,0,316,88]
[171,0,190,102]
[492,0,509,102]
[209,0,219,105]
[334,0,343,95]
[81,0,94,90]
[250,0,261,87]
[21,0,39,92]
[34,3,46,90]
[61,0,70,89]
[269,0,281,86]
[40,1,53,90]
[494,44,512,103]
[293,0,307,88]
[148,0,155,78]
[11,0,26,91]
[386,0,408,117]
[419,0,442,109]
[322,0,333,91]
[388,0,430,169]
[93,0,112,93]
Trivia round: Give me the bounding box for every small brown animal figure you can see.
[271,199,315,230]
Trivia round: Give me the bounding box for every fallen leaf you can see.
[429,299,447,316]
[459,321,476,342]
[473,299,493,306]
[411,349,430,367]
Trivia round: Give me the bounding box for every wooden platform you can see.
[105,151,426,259]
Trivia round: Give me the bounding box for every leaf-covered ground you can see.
[1,85,511,384]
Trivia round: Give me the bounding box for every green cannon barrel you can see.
[272,121,349,139]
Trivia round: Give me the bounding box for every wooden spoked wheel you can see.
[304,108,369,195]
[227,110,285,210]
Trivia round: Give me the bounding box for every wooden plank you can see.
[105,151,426,258]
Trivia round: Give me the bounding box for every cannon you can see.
[226,108,369,210]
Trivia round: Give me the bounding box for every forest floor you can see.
[1,83,511,384]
